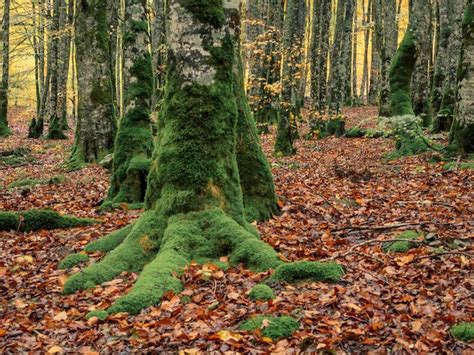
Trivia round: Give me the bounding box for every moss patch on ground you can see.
[58,253,90,269]
[0,147,35,167]
[382,230,421,253]
[239,315,299,340]
[269,261,344,284]
[443,161,474,171]
[7,175,68,190]
[0,210,96,232]
[249,284,275,301]
[451,322,474,342]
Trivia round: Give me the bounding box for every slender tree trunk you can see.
[368,0,380,105]
[318,0,331,112]
[151,0,166,108]
[69,0,116,166]
[360,0,370,101]
[0,0,11,137]
[275,0,306,155]
[352,0,359,101]
[450,0,474,153]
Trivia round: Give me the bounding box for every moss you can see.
[0,210,96,232]
[58,253,89,269]
[274,111,296,156]
[0,147,35,167]
[0,123,11,137]
[85,224,134,253]
[269,261,344,284]
[382,230,421,253]
[443,161,474,170]
[180,0,225,28]
[239,315,299,340]
[389,29,417,116]
[450,118,474,155]
[85,310,108,321]
[451,322,474,342]
[345,127,365,138]
[249,284,275,301]
[307,118,346,139]
[7,175,68,190]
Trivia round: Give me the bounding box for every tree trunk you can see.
[64,0,327,317]
[360,0,370,101]
[104,0,154,207]
[368,0,380,105]
[389,0,430,116]
[450,0,474,153]
[434,0,464,131]
[47,0,67,139]
[0,0,11,137]
[69,0,116,166]
[274,0,306,155]
[151,0,166,107]
[317,0,332,112]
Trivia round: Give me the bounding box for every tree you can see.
[389,0,430,116]
[433,0,464,131]
[68,0,116,166]
[0,0,11,137]
[104,0,154,207]
[274,0,306,156]
[450,0,474,153]
[63,0,341,316]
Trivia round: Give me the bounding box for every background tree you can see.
[450,0,474,153]
[68,0,116,166]
[0,0,11,137]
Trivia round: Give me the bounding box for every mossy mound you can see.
[58,253,89,269]
[239,315,299,340]
[443,161,474,171]
[0,147,35,167]
[249,284,275,301]
[85,224,134,253]
[7,175,68,190]
[0,210,96,232]
[450,322,474,342]
[382,230,421,253]
[269,261,344,284]
[307,118,346,139]
[345,127,388,139]
[85,310,108,321]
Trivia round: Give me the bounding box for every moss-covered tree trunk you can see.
[450,0,474,153]
[433,0,464,131]
[274,0,306,156]
[104,0,154,207]
[69,0,116,166]
[63,0,340,317]
[0,0,11,137]
[389,0,430,116]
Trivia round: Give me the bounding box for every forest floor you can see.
[0,107,472,353]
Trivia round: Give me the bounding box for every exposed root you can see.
[85,224,134,253]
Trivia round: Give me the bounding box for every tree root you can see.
[64,209,344,315]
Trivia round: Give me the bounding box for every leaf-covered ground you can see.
[0,107,472,353]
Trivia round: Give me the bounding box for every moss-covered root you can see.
[63,212,159,295]
[249,284,275,301]
[0,210,96,232]
[451,322,474,342]
[240,315,299,340]
[85,224,134,253]
[269,261,345,284]
[382,230,421,253]
[58,253,90,270]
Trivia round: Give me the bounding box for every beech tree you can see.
[0,0,11,137]
[389,0,430,116]
[62,0,341,316]
[450,0,474,153]
[68,0,116,166]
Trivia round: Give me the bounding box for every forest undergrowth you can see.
[0,107,472,353]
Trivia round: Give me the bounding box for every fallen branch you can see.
[332,222,425,233]
[412,251,472,263]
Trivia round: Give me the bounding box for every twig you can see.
[412,251,472,263]
[332,222,425,233]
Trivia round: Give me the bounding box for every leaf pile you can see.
[0,108,472,353]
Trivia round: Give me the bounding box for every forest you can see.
[0,0,473,352]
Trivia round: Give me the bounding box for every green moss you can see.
[451,322,474,342]
[345,127,365,138]
[0,123,11,137]
[85,310,108,321]
[85,224,134,253]
[269,261,344,284]
[308,118,346,139]
[0,210,96,232]
[58,253,89,269]
[443,161,474,170]
[240,315,299,340]
[249,284,275,301]
[450,119,474,155]
[7,175,68,190]
[0,147,35,167]
[180,0,225,28]
[382,230,421,253]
